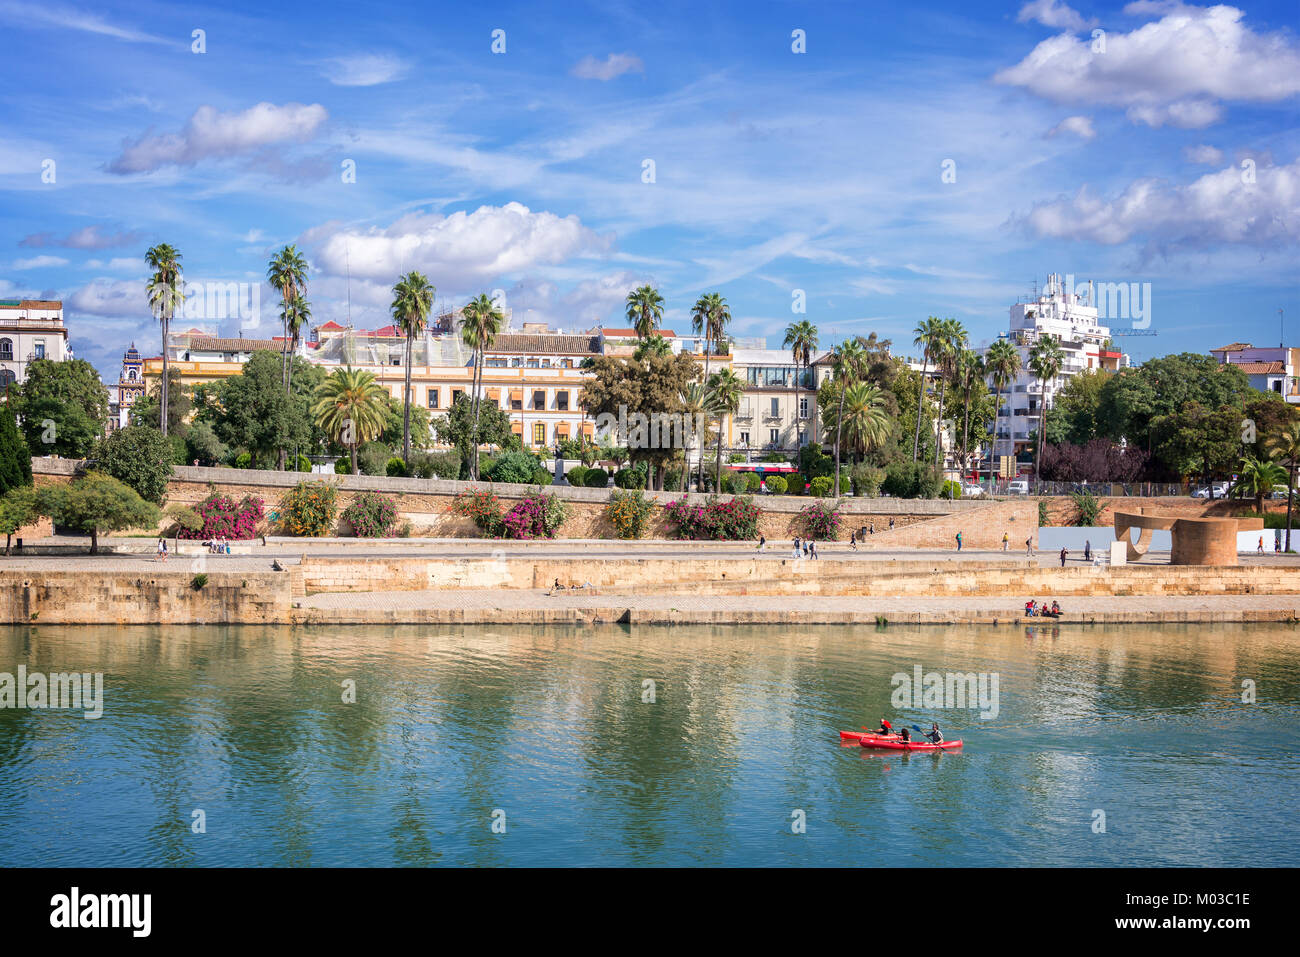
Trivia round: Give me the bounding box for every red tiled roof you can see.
[316,320,346,331]
[1233,360,1285,375]
[1211,342,1253,353]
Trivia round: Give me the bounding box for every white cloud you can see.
[83,257,141,271]
[1184,144,1223,165]
[20,225,140,249]
[571,53,644,81]
[66,278,146,316]
[311,202,611,284]
[12,255,69,269]
[504,271,647,331]
[0,1,175,45]
[320,53,407,87]
[1016,0,1097,32]
[1045,115,1096,139]
[1018,156,1300,247]
[995,4,1300,128]
[108,102,328,173]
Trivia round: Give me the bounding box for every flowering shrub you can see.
[500,490,569,539]
[178,490,264,540]
[449,487,504,536]
[341,491,400,538]
[606,488,655,539]
[799,498,842,540]
[663,495,762,540]
[279,480,339,537]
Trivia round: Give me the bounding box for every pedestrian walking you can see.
[888,517,895,531]
[793,537,802,559]
[1258,535,1265,554]
[1025,537,1034,557]
[955,531,962,551]
[803,539,811,558]
[849,531,858,550]
[156,538,167,562]
[1084,540,1092,562]
[810,541,818,560]
[758,534,766,552]
[1002,531,1009,552]
[1060,546,1068,567]
[870,522,875,535]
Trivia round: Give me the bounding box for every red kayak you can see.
[860,737,962,751]
[839,730,902,744]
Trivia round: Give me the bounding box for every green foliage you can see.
[342,490,401,537]
[615,467,647,489]
[799,498,842,540]
[332,456,353,474]
[882,461,942,498]
[206,351,320,468]
[487,450,541,484]
[385,456,408,478]
[39,471,160,553]
[357,442,391,476]
[448,487,504,536]
[809,476,834,497]
[785,475,805,494]
[744,472,761,492]
[1097,353,1252,450]
[1148,403,1242,482]
[566,466,588,487]
[606,488,655,539]
[410,451,462,480]
[1070,489,1103,526]
[190,573,209,591]
[663,495,762,540]
[798,444,834,479]
[10,358,108,457]
[130,369,191,437]
[850,464,885,497]
[94,425,173,504]
[583,467,610,488]
[433,394,515,470]
[0,486,40,552]
[164,503,202,538]
[184,420,227,467]
[1038,500,1050,527]
[279,480,339,536]
[760,451,790,463]
[941,479,962,500]
[531,468,554,486]
[764,474,788,494]
[0,401,32,495]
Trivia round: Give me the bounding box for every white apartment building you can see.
[987,273,1126,463]
[731,348,817,454]
[0,299,71,389]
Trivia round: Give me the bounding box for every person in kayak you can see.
[875,718,894,736]
[923,723,943,744]
[898,727,911,742]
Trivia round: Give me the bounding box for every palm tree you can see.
[985,338,1021,488]
[910,316,943,462]
[782,318,819,452]
[841,381,892,463]
[390,271,435,467]
[693,293,732,487]
[1234,456,1287,514]
[1266,421,1300,550]
[625,285,665,340]
[460,293,505,479]
[932,319,967,469]
[828,338,866,496]
[955,348,984,478]
[677,382,707,492]
[1028,334,1065,483]
[312,368,388,474]
[268,246,308,386]
[706,367,745,491]
[145,244,183,438]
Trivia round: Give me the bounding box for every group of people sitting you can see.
[548,579,598,595]
[203,539,233,554]
[871,718,944,745]
[1024,599,1061,618]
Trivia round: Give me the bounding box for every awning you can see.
[510,421,523,434]
[487,388,501,401]
[581,421,595,437]
[556,422,571,437]
[509,389,523,401]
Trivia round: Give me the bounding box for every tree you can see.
[1028,334,1065,479]
[840,382,891,465]
[391,272,435,467]
[434,393,517,475]
[910,316,943,462]
[952,346,989,477]
[267,245,309,387]
[782,319,818,456]
[984,337,1020,485]
[827,338,866,496]
[312,367,389,474]
[145,243,183,438]
[931,318,967,468]
[130,368,191,436]
[1039,439,1148,483]
[209,351,315,468]
[184,420,228,467]
[695,293,734,487]
[9,358,108,457]
[1266,421,1300,551]
[706,367,744,490]
[460,292,505,480]
[94,424,173,504]
[39,471,159,554]
[0,400,32,494]
[1045,368,1111,447]
[1097,353,1252,449]
[1234,457,1287,514]
[625,285,664,340]
[1148,402,1242,488]
[676,381,707,491]
[0,485,39,554]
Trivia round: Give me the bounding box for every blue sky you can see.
[1,0,1297,381]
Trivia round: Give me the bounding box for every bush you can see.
[342,490,401,538]
[292,453,313,473]
[385,457,408,478]
[0,402,32,496]
[487,451,540,484]
[234,452,252,470]
[449,487,504,536]
[357,442,390,476]
[190,573,209,591]
[1071,490,1103,526]
[566,466,588,487]
[764,474,788,494]
[583,468,610,488]
[800,498,842,540]
[531,468,554,486]
[411,451,461,480]
[850,465,886,498]
[663,495,762,540]
[178,490,264,540]
[785,475,806,495]
[94,424,173,504]
[744,472,762,493]
[279,480,339,536]
[809,476,834,498]
[606,489,655,539]
[883,462,942,499]
[798,444,834,479]
[615,467,647,490]
[500,490,569,539]
[332,456,353,475]
[941,480,962,500]
[1038,500,1050,527]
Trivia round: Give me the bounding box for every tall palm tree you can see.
[985,338,1021,487]
[268,245,308,387]
[677,381,707,492]
[706,367,745,491]
[693,293,732,488]
[782,318,819,453]
[1266,421,1300,551]
[390,271,435,467]
[461,293,505,479]
[828,338,866,496]
[954,348,984,478]
[932,319,967,469]
[312,368,388,474]
[841,381,892,464]
[1028,333,1065,483]
[625,285,665,340]
[910,316,943,462]
[145,243,183,438]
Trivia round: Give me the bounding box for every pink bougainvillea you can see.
[179,491,264,540]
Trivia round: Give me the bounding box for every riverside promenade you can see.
[4,537,1300,626]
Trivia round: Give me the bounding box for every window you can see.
[0,339,11,360]
[533,423,546,446]
[555,391,569,411]
[526,358,540,369]
[486,358,507,368]
[34,340,45,359]
[510,358,522,368]
[533,390,546,410]
[128,370,137,381]
[560,359,572,369]
[427,389,439,409]
[769,429,780,445]
[740,432,750,446]
[390,355,401,366]
[769,398,779,417]
[799,396,809,420]
[452,389,464,405]
[541,359,551,368]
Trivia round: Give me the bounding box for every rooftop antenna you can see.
[346,240,353,330]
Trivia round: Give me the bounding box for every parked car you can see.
[962,483,984,498]
[1191,483,1229,499]
[1270,484,1295,499]
[1007,479,1029,495]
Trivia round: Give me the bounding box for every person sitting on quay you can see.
[1051,600,1061,617]
[1025,599,1036,617]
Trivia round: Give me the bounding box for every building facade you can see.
[0,299,71,389]
[732,348,816,455]
[1209,343,1300,402]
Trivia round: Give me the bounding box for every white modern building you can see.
[987,274,1127,464]
[0,299,71,389]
